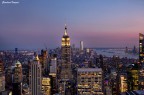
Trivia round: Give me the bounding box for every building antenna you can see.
[44,43,47,50]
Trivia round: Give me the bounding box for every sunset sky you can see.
[0,0,144,50]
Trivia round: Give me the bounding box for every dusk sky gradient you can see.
[0,0,144,50]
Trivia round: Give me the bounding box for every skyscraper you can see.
[59,25,73,95]
[0,60,5,92]
[13,61,22,83]
[12,61,23,95]
[60,25,72,79]
[139,33,144,65]
[30,55,42,95]
[50,58,57,76]
[5,66,12,90]
[15,48,18,54]
[80,41,84,51]
[49,55,58,94]
[39,49,49,76]
[139,33,144,90]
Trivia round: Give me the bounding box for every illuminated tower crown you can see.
[61,24,70,47]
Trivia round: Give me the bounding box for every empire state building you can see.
[60,24,73,79]
[59,25,73,95]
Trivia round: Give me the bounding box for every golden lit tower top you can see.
[34,55,40,61]
[61,24,70,47]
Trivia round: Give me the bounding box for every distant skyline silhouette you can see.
[0,0,144,50]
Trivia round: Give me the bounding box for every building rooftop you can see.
[15,61,21,65]
[34,55,39,61]
[77,68,102,72]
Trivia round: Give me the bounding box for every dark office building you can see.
[15,48,18,55]
[139,33,144,65]
[12,61,22,95]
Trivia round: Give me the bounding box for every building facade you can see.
[139,33,144,90]
[30,55,42,95]
[50,58,58,94]
[120,74,127,92]
[39,50,49,76]
[77,68,103,95]
[0,60,5,92]
[41,77,51,95]
[139,33,144,65]
[127,64,139,91]
[12,61,23,95]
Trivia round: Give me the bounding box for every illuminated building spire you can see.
[64,24,68,36]
[35,55,39,61]
[33,53,39,61]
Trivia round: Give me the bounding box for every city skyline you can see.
[0,0,144,50]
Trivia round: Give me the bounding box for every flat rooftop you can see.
[78,68,102,72]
